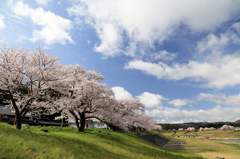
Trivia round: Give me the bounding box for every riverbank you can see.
[161,130,240,159]
[0,123,202,159]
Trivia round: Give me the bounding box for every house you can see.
[68,118,109,129]
[90,118,109,128]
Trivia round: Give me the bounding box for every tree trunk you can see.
[74,116,80,129]
[112,126,117,131]
[109,125,118,131]
[15,114,22,130]
[10,94,22,129]
[69,111,80,130]
[78,113,85,132]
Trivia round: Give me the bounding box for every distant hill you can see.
[234,119,240,123]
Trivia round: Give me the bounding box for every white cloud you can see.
[233,22,240,33]
[0,14,6,30]
[93,23,123,57]
[150,50,177,61]
[7,0,13,6]
[196,33,229,54]
[12,1,73,44]
[68,0,240,57]
[136,92,166,108]
[125,33,240,90]
[229,22,240,44]
[35,0,52,6]
[146,105,240,123]
[196,22,240,57]
[197,93,240,106]
[112,86,133,100]
[168,99,191,108]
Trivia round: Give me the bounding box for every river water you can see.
[205,139,240,144]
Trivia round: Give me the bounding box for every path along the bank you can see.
[137,134,185,150]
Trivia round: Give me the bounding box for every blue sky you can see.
[1,0,240,123]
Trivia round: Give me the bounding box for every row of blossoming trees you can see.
[0,45,161,132]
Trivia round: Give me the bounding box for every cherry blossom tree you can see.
[220,124,235,130]
[98,101,160,131]
[94,98,127,131]
[96,98,147,131]
[0,45,61,129]
[130,113,160,131]
[154,125,162,131]
[186,127,196,131]
[0,44,161,132]
[53,65,115,132]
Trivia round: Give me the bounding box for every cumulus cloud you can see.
[12,1,73,44]
[197,93,240,106]
[125,24,240,90]
[146,105,240,123]
[111,88,240,123]
[0,14,6,30]
[136,92,166,108]
[35,0,52,6]
[196,27,240,59]
[112,86,133,100]
[125,53,240,89]
[168,99,192,108]
[67,0,240,57]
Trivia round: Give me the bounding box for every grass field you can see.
[0,123,202,159]
[162,130,240,159]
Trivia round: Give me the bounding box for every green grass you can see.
[161,130,240,159]
[0,123,202,159]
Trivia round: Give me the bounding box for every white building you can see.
[90,118,109,128]
[68,117,109,129]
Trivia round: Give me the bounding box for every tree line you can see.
[160,121,240,130]
[0,44,161,132]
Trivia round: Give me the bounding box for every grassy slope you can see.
[0,123,202,159]
[162,131,240,159]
